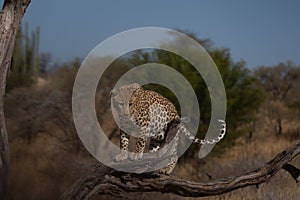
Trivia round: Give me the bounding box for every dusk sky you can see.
[2,0,300,68]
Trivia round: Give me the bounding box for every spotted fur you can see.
[111,83,226,174]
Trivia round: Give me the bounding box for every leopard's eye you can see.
[110,90,117,97]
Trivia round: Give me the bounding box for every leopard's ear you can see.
[110,89,116,96]
[131,83,141,90]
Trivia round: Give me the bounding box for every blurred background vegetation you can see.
[5,24,300,199]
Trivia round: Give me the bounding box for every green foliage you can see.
[218,56,265,131]
[127,33,265,148]
[7,23,40,91]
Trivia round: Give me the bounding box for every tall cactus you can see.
[34,26,40,81]
[7,23,40,91]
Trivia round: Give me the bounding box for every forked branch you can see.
[61,141,300,199]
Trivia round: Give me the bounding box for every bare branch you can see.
[282,163,300,183]
[61,141,300,199]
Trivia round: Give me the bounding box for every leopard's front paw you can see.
[129,152,143,161]
[158,167,173,175]
[114,151,128,162]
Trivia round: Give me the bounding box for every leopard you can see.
[110,83,226,175]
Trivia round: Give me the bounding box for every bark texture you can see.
[0,0,31,199]
[61,141,300,199]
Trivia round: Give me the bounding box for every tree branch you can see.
[0,0,30,199]
[61,141,300,199]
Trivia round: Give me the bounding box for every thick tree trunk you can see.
[0,0,31,199]
[61,141,300,199]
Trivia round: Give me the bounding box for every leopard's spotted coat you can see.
[111,83,226,174]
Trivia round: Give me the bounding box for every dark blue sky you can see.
[2,0,300,68]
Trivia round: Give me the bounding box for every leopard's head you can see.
[110,83,141,116]
[110,83,141,133]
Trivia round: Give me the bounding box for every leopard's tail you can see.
[179,119,226,145]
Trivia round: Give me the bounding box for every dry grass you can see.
[126,120,300,200]
[4,68,300,199]
[9,133,93,200]
[7,114,300,200]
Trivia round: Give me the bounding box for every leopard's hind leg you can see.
[158,155,178,175]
